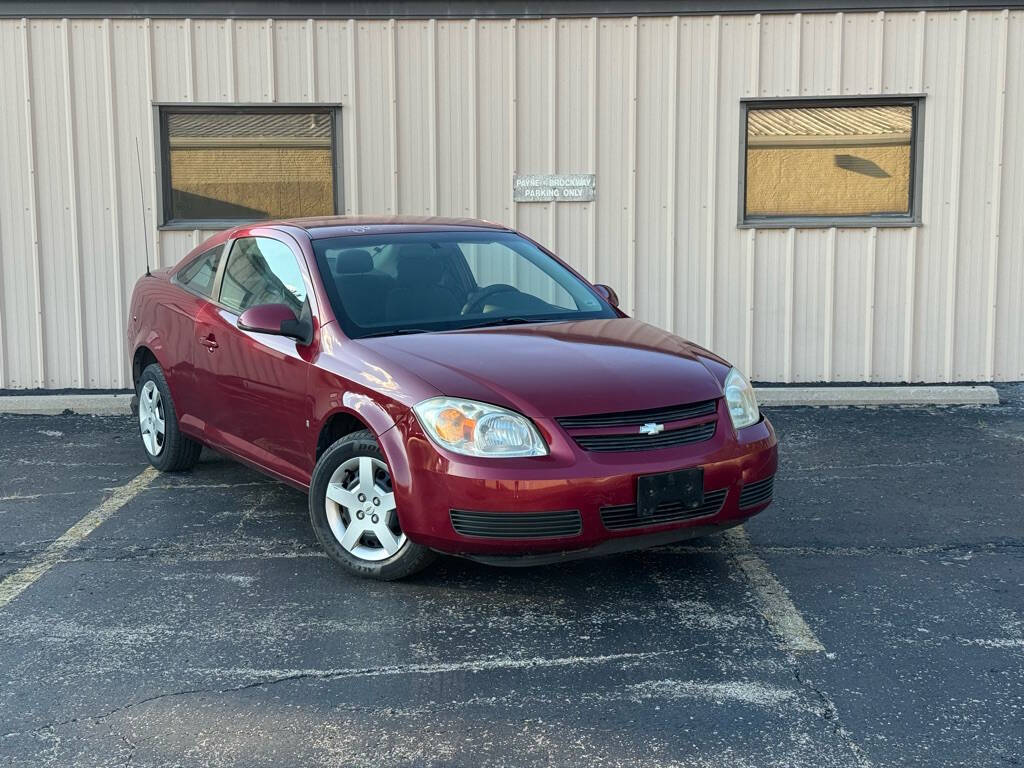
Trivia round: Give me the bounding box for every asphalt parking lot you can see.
[1,387,1022,768]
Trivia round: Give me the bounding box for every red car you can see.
[128,216,777,580]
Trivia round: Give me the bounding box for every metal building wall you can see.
[0,11,1021,389]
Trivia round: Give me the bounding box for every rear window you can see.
[176,244,224,297]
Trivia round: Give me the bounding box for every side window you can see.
[219,237,308,314]
[176,244,224,297]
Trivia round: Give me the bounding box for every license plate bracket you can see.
[636,468,704,517]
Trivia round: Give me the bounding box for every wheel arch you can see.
[316,409,375,460]
[132,345,160,391]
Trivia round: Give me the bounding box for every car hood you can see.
[354,318,727,418]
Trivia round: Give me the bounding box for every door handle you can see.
[199,336,219,351]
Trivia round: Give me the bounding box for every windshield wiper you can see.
[359,328,431,338]
[457,317,555,331]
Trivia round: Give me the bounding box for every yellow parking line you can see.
[0,467,156,610]
[723,526,825,653]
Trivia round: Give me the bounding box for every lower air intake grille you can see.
[600,488,728,531]
[739,475,775,508]
[572,420,717,453]
[449,509,583,539]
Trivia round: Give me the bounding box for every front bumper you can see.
[381,402,778,560]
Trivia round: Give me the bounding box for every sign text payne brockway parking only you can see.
[513,174,596,202]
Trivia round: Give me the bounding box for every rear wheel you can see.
[309,430,435,580]
[137,364,202,472]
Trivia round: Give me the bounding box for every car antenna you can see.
[135,137,152,277]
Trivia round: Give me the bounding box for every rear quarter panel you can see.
[128,270,208,436]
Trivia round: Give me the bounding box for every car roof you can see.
[257,215,513,240]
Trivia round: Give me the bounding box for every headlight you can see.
[413,397,548,457]
[724,367,760,430]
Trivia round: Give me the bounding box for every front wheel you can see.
[309,430,435,580]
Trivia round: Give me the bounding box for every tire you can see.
[309,430,436,581]
[136,363,203,472]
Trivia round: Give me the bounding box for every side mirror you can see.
[237,303,313,345]
[593,283,620,308]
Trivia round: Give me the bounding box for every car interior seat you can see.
[328,249,395,325]
[384,245,463,324]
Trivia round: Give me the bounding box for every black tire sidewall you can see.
[309,430,434,580]
[137,364,200,472]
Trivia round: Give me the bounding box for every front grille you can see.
[739,475,775,508]
[571,420,716,453]
[556,398,718,430]
[449,509,583,539]
[600,488,728,531]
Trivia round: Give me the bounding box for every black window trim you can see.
[737,94,925,229]
[155,103,344,231]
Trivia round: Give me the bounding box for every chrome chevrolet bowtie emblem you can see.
[639,422,665,435]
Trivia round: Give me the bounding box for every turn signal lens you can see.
[435,407,476,443]
[413,397,548,458]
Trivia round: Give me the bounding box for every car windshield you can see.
[311,230,617,339]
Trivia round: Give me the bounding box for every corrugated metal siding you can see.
[0,10,1022,388]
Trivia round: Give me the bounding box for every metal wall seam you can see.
[744,13,759,376]
[427,18,439,215]
[507,18,517,228]
[664,15,679,333]
[784,226,795,381]
[985,8,1009,378]
[345,18,359,213]
[20,18,45,386]
[824,226,836,380]
[744,228,756,375]
[388,18,398,212]
[224,18,236,100]
[61,18,85,386]
[785,13,800,382]
[265,18,275,101]
[704,14,719,349]
[184,18,195,100]
[468,17,478,218]
[548,17,557,251]
[903,10,925,381]
[587,16,597,280]
[306,19,316,101]
[943,9,968,381]
[863,11,884,381]
[626,15,638,315]
[824,11,842,382]
[864,227,878,379]
[102,19,125,387]
[143,18,160,268]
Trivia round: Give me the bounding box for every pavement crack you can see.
[793,663,874,768]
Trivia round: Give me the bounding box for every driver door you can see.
[194,235,316,484]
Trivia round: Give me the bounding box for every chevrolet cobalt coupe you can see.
[128,217,777,579]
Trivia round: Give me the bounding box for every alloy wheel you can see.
[138,380,166,456]
[325,456,405,562]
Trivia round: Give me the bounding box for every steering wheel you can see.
[462,284,518,314]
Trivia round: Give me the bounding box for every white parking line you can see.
[0,467,156,610]
[723,526,826,653]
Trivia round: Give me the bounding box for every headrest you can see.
[395,245,443,283]
[330,249,373,275]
